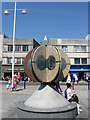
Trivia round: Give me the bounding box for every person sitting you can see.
[65,83,75,102]
[64,83,82,114]
[66,73,72,84]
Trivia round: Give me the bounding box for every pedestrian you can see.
[2,76,5,81]
[86,75,88,82]
[56,81,63,95]
[6,77,11,91]
[17,72,21,84]
[5,76,9,81]
[66,73,72,84]
[75,74,79,85]
[28,77,31,82]
[24,77,28,89]
[13,72,18,91]
[86,75,90,90]
[71,73,75,90]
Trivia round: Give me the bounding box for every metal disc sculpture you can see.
[17,45,77,119]
[24,45,70,83]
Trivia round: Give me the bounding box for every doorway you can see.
[79,71,84,80]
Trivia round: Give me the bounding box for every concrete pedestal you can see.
[17,84,78,119]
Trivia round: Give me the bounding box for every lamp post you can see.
[4,1,27,88]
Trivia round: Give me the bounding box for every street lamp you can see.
[4,2,27,88]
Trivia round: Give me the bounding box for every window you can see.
[22,58,25,64]
[7,58,11,64]
[74,58,80,64]
[15,45,21,51]
[8,45,13,51]
[62,46,68,52]
[16,58,21,64]
[22,45,28,51]
[74,46,80,52]
[81,58,87,64]
[81,46,86,52]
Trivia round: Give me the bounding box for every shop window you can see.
[22,45,28,51]
[8,45,13,51]
[81,58,87,64]
[74,58,80,64]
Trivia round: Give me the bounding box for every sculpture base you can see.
[16,84,78,119]
[17,101,77,119]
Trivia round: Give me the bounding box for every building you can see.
[0,33,40,80]
[50,35,90,80]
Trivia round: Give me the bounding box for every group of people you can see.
[56,72,79,95]
[6,72,21,91]
[66,73,79,85]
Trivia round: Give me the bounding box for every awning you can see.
[70,69,90,71]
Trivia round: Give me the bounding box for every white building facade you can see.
[0,33,40,80]
[50,35,90,80]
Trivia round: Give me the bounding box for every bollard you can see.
[72,81,74,90]
[88,80,90,90]
[24,79,26,89]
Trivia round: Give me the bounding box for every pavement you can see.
[0,80,89,119]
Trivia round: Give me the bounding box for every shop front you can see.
[70,65,90,81]
[2,65,26,81]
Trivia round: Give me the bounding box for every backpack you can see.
[65,89,67,99]
[72,94,79,103]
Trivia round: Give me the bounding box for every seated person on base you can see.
[64,83,82,114]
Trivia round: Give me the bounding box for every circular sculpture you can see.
[31,45,60,82]
[24,48,38,82]
[17,45,77,119]
[24,45,70,83]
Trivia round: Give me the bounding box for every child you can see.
[6,77,11,91]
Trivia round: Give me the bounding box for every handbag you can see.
[75,81,77,84]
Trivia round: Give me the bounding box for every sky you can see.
[2,2,88,44]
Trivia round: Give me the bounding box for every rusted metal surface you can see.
[24,48,38,82]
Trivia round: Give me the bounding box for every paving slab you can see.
[0,81,89,119]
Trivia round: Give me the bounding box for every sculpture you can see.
[17,45,77,118]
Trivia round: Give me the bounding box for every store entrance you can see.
[79,71,84,81]
[4,72,12,78]
[4,72,25,81]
